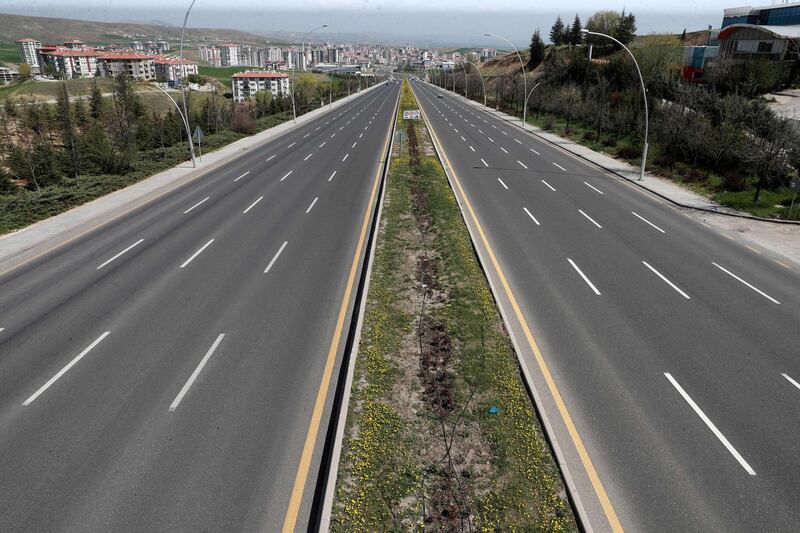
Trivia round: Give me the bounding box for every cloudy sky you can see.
[0,0,731,45]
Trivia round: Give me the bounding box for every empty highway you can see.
[0,82,400,531]
[412,79,800,532]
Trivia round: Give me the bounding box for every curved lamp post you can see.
[484,32,527,127]
[581,28,648,180]
[523,81,542,119]
[179,0,197,167]
[462,59,487,107]
[150,84,195,160]
[456,58,469,98]
[290,24,328,123]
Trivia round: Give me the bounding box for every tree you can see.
[550,16,567,46]
[568,14,583,46]
[528,29,546,69]
[90,80,104,120]
[680,29,687,42]
[18,63,31,79]
[111,74,143,169]
[585,11,621,48]
[56,83,81,185]
[615,10,637,45]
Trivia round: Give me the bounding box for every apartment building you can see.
[39,47,99,79]
[219,43,240,66]
[0,67,19,83]
[154,57,199,82]
[97,52,157,80]
[199,45,222,67]
[16,38,42,68]
[230,71,289,102]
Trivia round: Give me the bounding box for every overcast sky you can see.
[0,0,730,45]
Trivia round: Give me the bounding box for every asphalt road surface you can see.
[0,82,400,531]
[412,79,800,533]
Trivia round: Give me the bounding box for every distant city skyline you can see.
[0,3,726,47]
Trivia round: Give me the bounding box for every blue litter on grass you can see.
[488,406,500,414]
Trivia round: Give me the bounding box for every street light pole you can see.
[290,24,328,123]
[485,32,527,127]
[179,0,197,167]
[457,58,468,99]
[524,81,542,119]
[581,28,649,180]
[462,59,486,107]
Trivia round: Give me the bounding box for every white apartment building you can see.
[219,43,240,66]
[230,71,289,102]
[267,46,283,62]
[0,66,19,83]
[16,38,42,68]
[97,52,156,80]
[39,48,99,79]
[154,57,199,82]
[199,45,221,67]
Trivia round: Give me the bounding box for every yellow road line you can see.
[281,87,399,533]
[412,83,624,533]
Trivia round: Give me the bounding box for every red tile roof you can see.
[42,48,99,57]
[231,71,289,79]
[97,52,156,61]
[153,57,197,65]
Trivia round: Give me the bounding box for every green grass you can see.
[0,77,117,100]
[0,41,19,65]
[332,80,576,531]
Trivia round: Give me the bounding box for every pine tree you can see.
[550,16,566,46]
[680,28,687,42]
[615,10,637,45]
[528,29,546,69]
[56,83,81,185]
[89,80,104,120]
[569,14,583,45]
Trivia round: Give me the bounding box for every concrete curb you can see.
[0,84,383,277]
[410,82,594,533]
[316,84,401,532]
[440,86,800,226]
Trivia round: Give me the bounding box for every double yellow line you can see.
[410,83,624,533]
[281,85,400,532]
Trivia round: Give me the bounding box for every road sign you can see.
[192,126,204,141]
[403,110,420,120]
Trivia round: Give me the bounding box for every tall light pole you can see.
[179,0,197,167]
[290,24,328,123]
[456,58,468,98]
[484,32,527,127]
[524,81,542,119]
[581,28,648,180]
[462,59,486,107]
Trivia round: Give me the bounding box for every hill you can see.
[0,13,284,48]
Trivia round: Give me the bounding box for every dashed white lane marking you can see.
[567,258,601,295]
[234,171,250,182]
[541,180,556,191]
[306,197,319,214]
[530,148,540,155]
[23,331,111,406]
[487,137,494,143]
[497,178,509,190]
[184,197,210,214]
[480,158,489,167]
[500,147,508,153]
[288,142,296,148]
[281,170,293,182]
[328,171,337,182]
[180,239,215,269]
[319,141,327,148]
[342,153,349,162]
[96,239,144,270]
[632,212,665,233]
[243,196,263,214]
[712,262,780,304]
[523,207,540,226]
[352,142,357,148]
[266,155,276,162]
[264,241,288,273]
[643,261,690,299]
[304,154,313,161]
[517,160,528,169]
[584,181,604,195]
[553,162,567,171]
[515,138,522,144]
[304,133,310,138]
[470,146,476,152]
[664,372,756,475]
[168,333,225,411]
[578,209,602,229]
[783,373,800,391]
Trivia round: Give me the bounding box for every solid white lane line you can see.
[180,239,214,269]
[23,331,111,406]
[578,209,602,228]
[643,261,690,299]
[342,153,349,161]
[306,197,319,213]
[481,158,488,167]
[264,241,288,273]
[541,179,556,191]
[498,178,509,190]
[243,196,264,214]
[281,170,293,181]
[517,160,528,169]
[783,373,800,391]
[328,170,337,182]
[712,262,780,304]
[234,171,251,182]
[664,372,756,475]
[288,142,296,148]
[266,155,276,162]
[632,212,666,233]
[96,239,144,270]
[553,162,567,171]
[523,207,540,226]
[584,181,604,195]
[304,154,312,161]
[168,333,225,412]
[184,197,210,214]
[470,146,476,152]
[530,148,540,155]
[568,258,601,295]
[500,147,508,153]
[319,142,327,148]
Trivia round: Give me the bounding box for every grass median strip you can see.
[332,80,575,531]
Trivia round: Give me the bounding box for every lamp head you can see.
[580,28,588,34]
[484,33,491,37]
[322,24,328,27]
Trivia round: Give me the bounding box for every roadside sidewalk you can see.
[0,84,380,275]
[444,88,800,268]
